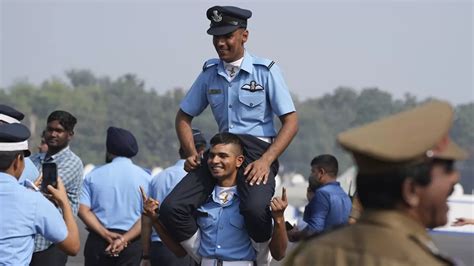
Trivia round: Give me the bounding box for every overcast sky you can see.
[1,0,472,104]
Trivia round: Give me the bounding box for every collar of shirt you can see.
[212,185,238,206]
[223,57,244,78]
[111,156,133,164]
[39,146,71,162]
[218,50,254,78]
[312,181,340,193]
[0,172,18,184]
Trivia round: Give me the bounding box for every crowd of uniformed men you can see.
[0,4,469,266]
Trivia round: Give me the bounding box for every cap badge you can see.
[211,10,222,22]
[241,81,264,92]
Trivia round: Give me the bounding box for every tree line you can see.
[2,69,472,192]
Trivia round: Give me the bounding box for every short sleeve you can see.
[34,196,68,243]
[80,175,92,207]
[266,64,296,117]
[179,72,210,117]
[153,171,172,203]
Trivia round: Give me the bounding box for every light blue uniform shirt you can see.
[180,51,296,137]
[149,159,187,242]
[0,172,67,265]
[197,189,256,261]
[17,157,40,185]
[80,157,150,230]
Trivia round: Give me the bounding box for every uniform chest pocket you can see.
[238,91,265,108]
[197,213,215,229]
[238,90,265,122]
[229,216,245,230]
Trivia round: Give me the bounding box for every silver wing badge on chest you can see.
[241,81,264,92]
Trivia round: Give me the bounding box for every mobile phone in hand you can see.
[41,162,58,193]
[285,221,294,231]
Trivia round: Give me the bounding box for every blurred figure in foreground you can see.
[286,100,468,266]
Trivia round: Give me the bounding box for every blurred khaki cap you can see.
[338,100,468,174]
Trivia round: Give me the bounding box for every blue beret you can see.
[0,105,25,123]
[206,6,252,36]
[106,127,138,158]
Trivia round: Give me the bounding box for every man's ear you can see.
[318,167,326,179]
[11,154,25,178]
[401,178,420,207]
[236,154,245,168]
[242,29,249,44]
[68,130,74,140]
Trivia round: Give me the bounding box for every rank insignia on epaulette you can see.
[241,81,264,92]
[209,89,222,95]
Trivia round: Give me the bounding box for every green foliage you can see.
[2,70,472,192]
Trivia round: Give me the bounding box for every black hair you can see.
[311,154,339,177]
[0,151,22,171]
[47,110,77,132]
[358,159,454,209]
[209,132,243,154]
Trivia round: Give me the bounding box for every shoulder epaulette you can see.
[202,59,220,71]
[253,57,275,70]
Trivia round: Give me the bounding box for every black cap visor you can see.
[207,25,242,36]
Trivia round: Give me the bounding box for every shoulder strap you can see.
[202,58,220,71]
[253,57,275,70]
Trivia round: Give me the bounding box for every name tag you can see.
[209,89,222,95]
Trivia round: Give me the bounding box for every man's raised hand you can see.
[140,186,160,220]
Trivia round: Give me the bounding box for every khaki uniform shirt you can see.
[285,210,453,266]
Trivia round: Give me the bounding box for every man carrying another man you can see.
[143,133,289,265]
[160,6,298,264]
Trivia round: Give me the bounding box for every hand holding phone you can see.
[41,162,58,193]
[44,176,69,208]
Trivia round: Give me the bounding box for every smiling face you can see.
[207,143,244,186]
[416,164,459,229]
[212,28,248,63]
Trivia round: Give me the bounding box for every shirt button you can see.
[228,83,232,87]
[217,245,221,249]
[250,103,254,107]
[229,104,232,108]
